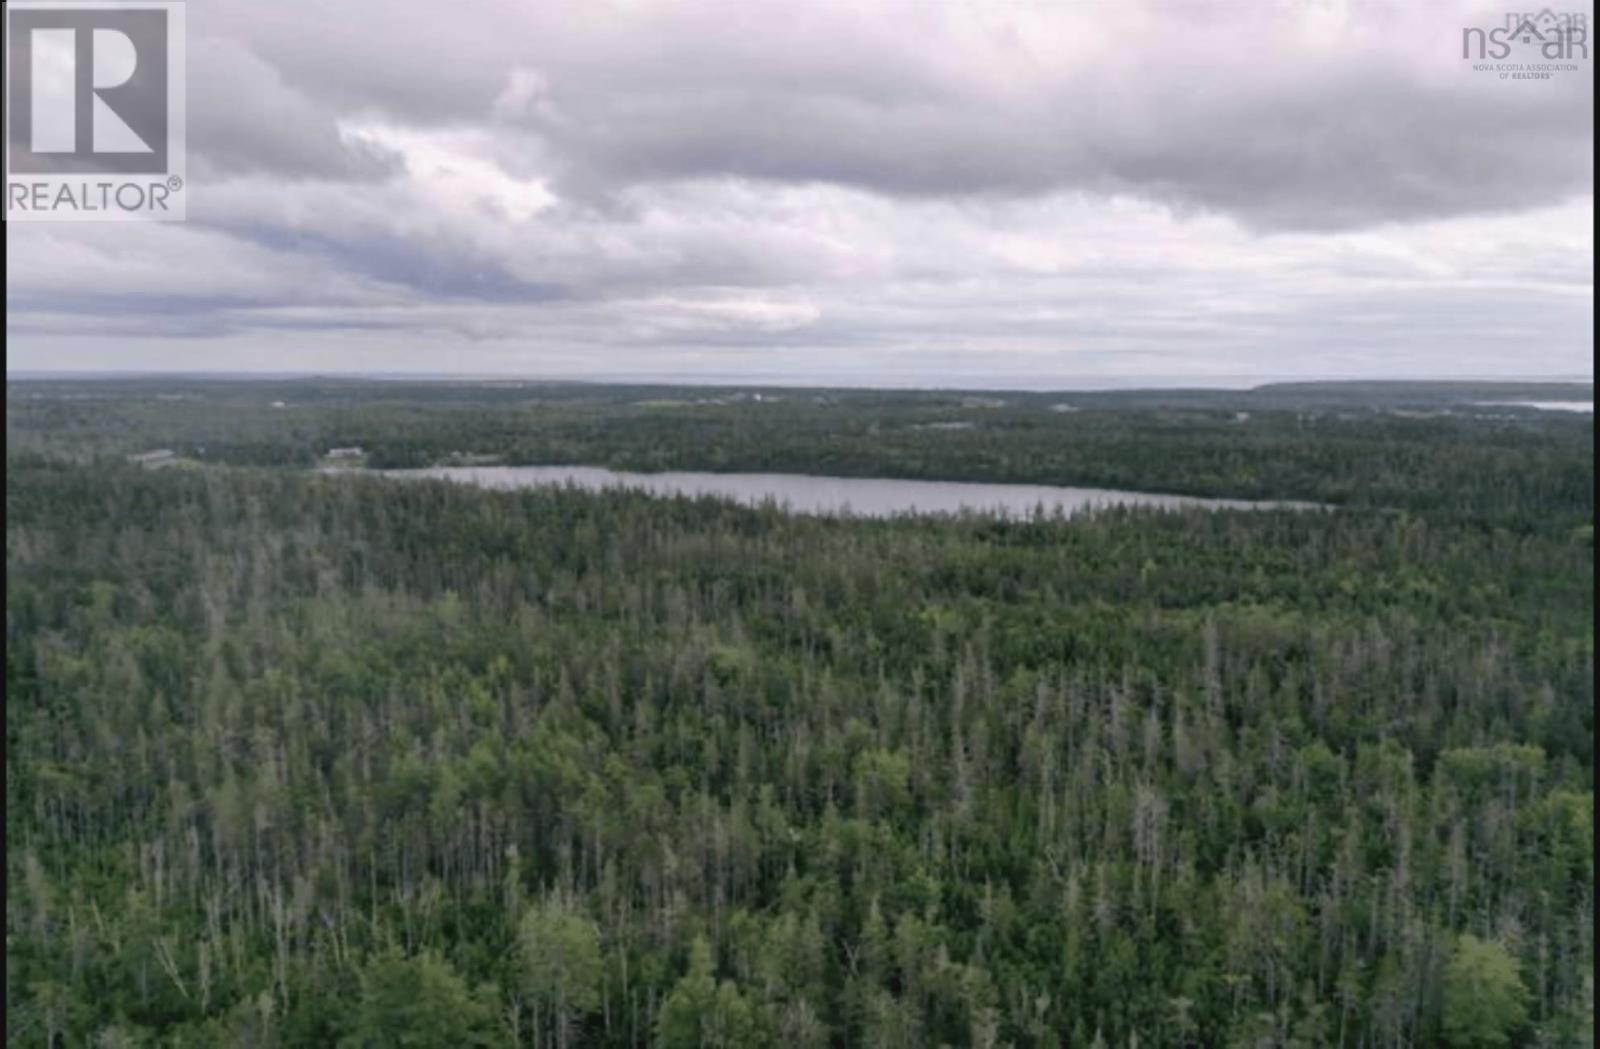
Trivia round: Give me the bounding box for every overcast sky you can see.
[6,0,1594,387]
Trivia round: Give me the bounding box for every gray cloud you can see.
[187,0,1594,229]
[188,37,401,181]
[5,0,1595,383]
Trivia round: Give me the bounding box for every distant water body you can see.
[348,465,1321,519]
[1473,400,1593,413]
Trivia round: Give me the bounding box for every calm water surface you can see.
[359,465,1319,519]
[1472,400,1593,413]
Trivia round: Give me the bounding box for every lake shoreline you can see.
[323,463,1326,519]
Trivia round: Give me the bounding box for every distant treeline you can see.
[6,378,1594,531]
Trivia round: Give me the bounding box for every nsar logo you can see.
[1461,8,1589,80]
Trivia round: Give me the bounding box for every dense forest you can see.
[5,379,1594,1046]
[7,378,1593,528]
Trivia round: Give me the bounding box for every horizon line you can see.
[7,369,1595,393]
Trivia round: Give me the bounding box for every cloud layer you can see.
[7,0,1594,385]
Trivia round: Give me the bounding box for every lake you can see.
[352,465,1320,519]
[1472,400,1594,413]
